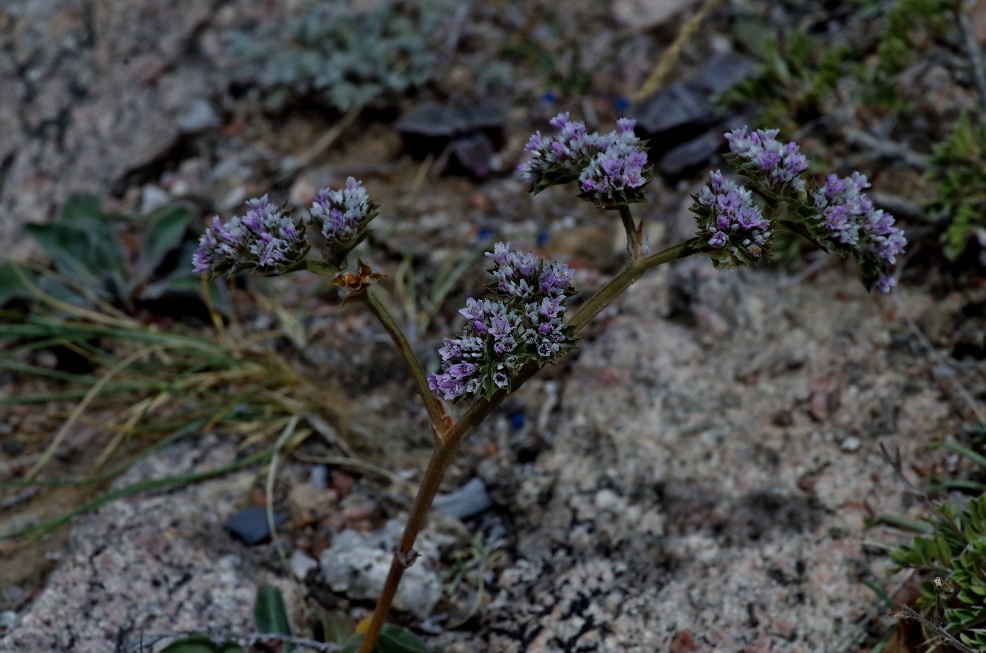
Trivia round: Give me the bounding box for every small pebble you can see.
[224,507,286,546]
[433,477,493,519]
[840,436,862,453]
[0,610,16,630]
[310,464,328,489]
[290,549,318,580]
[176,98,221,134]
[140,184,171,214]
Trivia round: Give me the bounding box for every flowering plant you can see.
[193,115,905,652]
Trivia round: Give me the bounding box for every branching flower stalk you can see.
[192,118,906,653]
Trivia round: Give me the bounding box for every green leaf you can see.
[159,634,245,653]
[254,583,293,652]
[137,205,194,281]
[0,262,37,305]
[58,194,103,224]
[24,217,126,302]
[377,625,431,653]
[311,604,356,645]
[340,625,432,653]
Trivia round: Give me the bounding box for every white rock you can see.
[318,520,443,618]
[140,184,171,214]
[0,611,16,630]
[291,549,319,580]
[613,0,703,29]
[176,98,221,134]
[840,436,862,453]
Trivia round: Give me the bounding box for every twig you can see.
[268,105,363,187]
[892,603,978,653]
[632,0,721,101]
[878,442,929,502]
[126,630,343,653]
[841,128,929,170]
[959,0,986,114]
[868,191,926,222]
[266,415,300,574]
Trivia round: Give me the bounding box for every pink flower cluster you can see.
[725,126,810,195]
[428,243,576,401]
[695,170,771,267]
[192,195,308,277]
[812,172,906,294]
[519,113,650,207]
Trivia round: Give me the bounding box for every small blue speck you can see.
[541,92,558,105]
[614,96,630,112]
[536,229,549,247]
[510,411,526,431]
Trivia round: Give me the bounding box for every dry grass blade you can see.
[8,258,135,329]
[266,415,301,574]
[2,262,353,539]
[26,342,174,481]
[633,0,722,101]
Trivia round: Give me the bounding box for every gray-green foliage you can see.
[0,194,201,310]
[926,114,986,262]
[891,488,986,649]
[226,0,450,112]
[721,23,848,130]
[870,0,958,60]
[724,0,960,120]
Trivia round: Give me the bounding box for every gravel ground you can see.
[2,1,985,652]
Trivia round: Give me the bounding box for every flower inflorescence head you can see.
[428,242,577,402]
[724,126,810,196]
[193,178,382,278]
[519,113,651,208]
[192,194,309,277]
[693,170,771,268]
[308,176,379,265]
[808,172,907,294]
[689,127,906,293]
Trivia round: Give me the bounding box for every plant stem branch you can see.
[304,258,450,437]
[569,238,703,331]
[357,237,705,653]
[303,260,340,277]
[618,205,642,259]
[362,287,450,437]
[356,394,506,653]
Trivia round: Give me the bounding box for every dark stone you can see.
[396,100,507,162]
[224,506,286,546]
[448,132,496,180]
[433,477,493,519]
[636,51,756,167]
[695,52,756,95]
[635,82,718,149]
[657,129,725,178]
